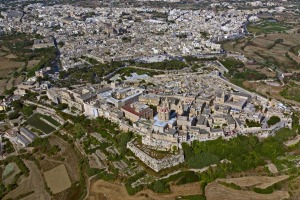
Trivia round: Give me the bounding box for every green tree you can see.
[74,123,86,139]
[57,103,68,110]
[8,111,20,120]
[0,113,6,121]
[116,132,133,155]
[11,100,23,110]
[267,116,281,126]
[22,105,33,117]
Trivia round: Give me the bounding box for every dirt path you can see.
[4,160,51,200]
[88,180,201,200]
[84,175,97,200]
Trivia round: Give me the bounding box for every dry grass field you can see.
[27,59,41,70]
[3,160,51,200]
[289,176,300,200]
[5,54,17,59]
[0,57,24,77]
[0,54,25,94]
[6,76,25,90]
[44,164,72,194]
[205,181,290,200]
[48,136,81,182]
[88,180,201,200]
[0,79,7,94]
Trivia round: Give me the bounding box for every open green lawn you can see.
[247,20,291,35]
[26,113,59,134]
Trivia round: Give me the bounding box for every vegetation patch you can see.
[57,60,125,85]
[118,67,160,77]
[280,81,300,102]
[137,60,188,70]
[246,119,261,127]
[26,113,56,134]
[125,171,147,195]
[29,137,61,156]
[148,180,171,193]
[221,57,267,87]
[0,156,29,198]
[160,171,200,186]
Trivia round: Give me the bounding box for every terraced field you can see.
[26,113,60,134]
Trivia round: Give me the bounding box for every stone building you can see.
[121,102,153,122]
[127,141,184,172]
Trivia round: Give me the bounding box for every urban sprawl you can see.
[0,1,294,172]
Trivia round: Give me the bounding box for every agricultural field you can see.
[37,135,85,200]
[2,162,20,186]
[5,76,25,92]
[1,135,85,200]
[0,55,25,93]
[44,164,72,194]
[26,59,41,70]
[290,45,300,56]
[244,81,300,107]
[26,113,60,134]
[205,181,289,200]
[223,33,300,71]
[247,20,292,35]
[40,114,61,127]
[0,57,24,78]
[280,82,300,103]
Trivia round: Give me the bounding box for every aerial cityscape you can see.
[0,0,300,200]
